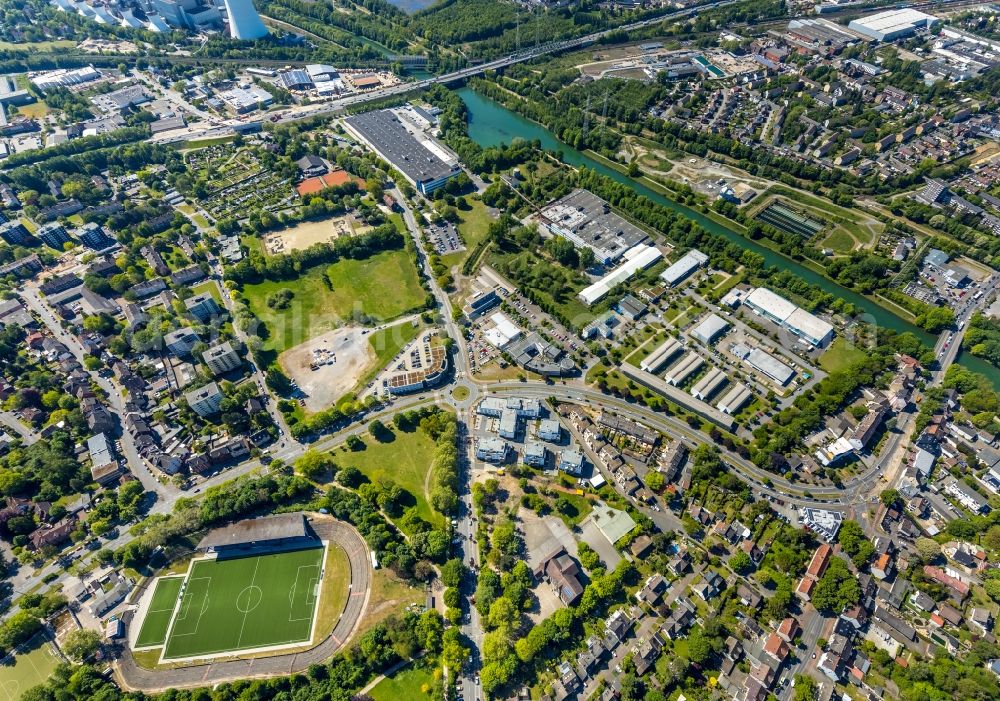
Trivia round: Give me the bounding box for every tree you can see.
[62,629,101,662]
[811,558,859,613]
[0,611,41,651]
[295,450,335,480]
[687,626,712,663]
[729,550,752,573]
[880,489,901,508]
[645,471,665,492]
[915,537,941,562]
[793,674,817,701]
[838,520,874,568]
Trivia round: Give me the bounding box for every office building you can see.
[36,222,71,249]
[202,341,242,375]
[185,381,224,416]
[344,109,460,195]
[223,0,269,39]
[743,287,834,347]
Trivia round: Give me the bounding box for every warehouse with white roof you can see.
[743,287,834,347]
[660,249,708,287]
[578,244,662,306]
[848,8,938,42]
[690,314,729,345]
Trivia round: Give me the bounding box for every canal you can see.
[456,87,1000,386]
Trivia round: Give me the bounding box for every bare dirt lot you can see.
[279,326,375,411]
[263,215,371,255]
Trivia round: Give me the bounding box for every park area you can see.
[334,426,441,532]
[368,660,436,701]
[133,546,338,662]
[819,337,869,374]
[0,634,61,701]
[242,249,425,354]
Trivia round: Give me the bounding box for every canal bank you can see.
[456,86,1000,387]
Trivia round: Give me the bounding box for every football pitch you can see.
[0,635,61,701]
[138,546,326,661]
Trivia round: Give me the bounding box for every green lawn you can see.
[819,229,858,253]
[368,661,436,701]
[0,40,75,51]
[819,337,869,374]
[135,576,184,648]
[334,426,442,530]
[242,249,424,353]
[443,198,494,267]
[161,547,325,660]
[0,634,61,701]
[190,280,224,306]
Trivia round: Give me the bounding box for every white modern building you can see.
[578,244,663,306]
[848,8,938,41]
[743,287,834,347]
[660,249,708,287]
[690,314,729,345]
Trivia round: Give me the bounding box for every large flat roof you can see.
[578,244,662,305]
[745,287,797,321]
[746,348,795,385]
[345,109,459,187]
[197,512,310,550]
[786,307,833,344]
[540,189,648,263]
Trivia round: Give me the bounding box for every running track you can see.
[115,518,371,692]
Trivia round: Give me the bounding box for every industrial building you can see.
[731,343,796,386]
[30,65,100,92]
[640,338,683,373]
[483,312,521,349]
[690,314,729,345]
[664,352,704,387]
[578,244,663,306]
[218,85,273,113]
[691,367,727,400]
[716,383,753,415]
[743,287,834,347]
[223,0,269,39]
[848,8,938,42]
[659,249,708,287]
[344,109,460,195]
[538,189,649,265]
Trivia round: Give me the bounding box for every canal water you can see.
[456,87,1000,387]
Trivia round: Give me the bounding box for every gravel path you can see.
[115,518,371,692]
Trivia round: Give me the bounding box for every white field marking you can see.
[167,577,211,638]
[288,563,321,622]
[234,557,262,649]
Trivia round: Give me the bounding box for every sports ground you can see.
[0,635,61,701]
[135,546,326,661]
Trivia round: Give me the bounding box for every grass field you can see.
[243,249,424,353]
[147,547,325,660]
[443,199,494,268]
[135,576,184,648]
[190,280,224,306]
[369,661,436,701]
[0,635,61,701]
[819,337,869,374]
[335,427,441,531]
